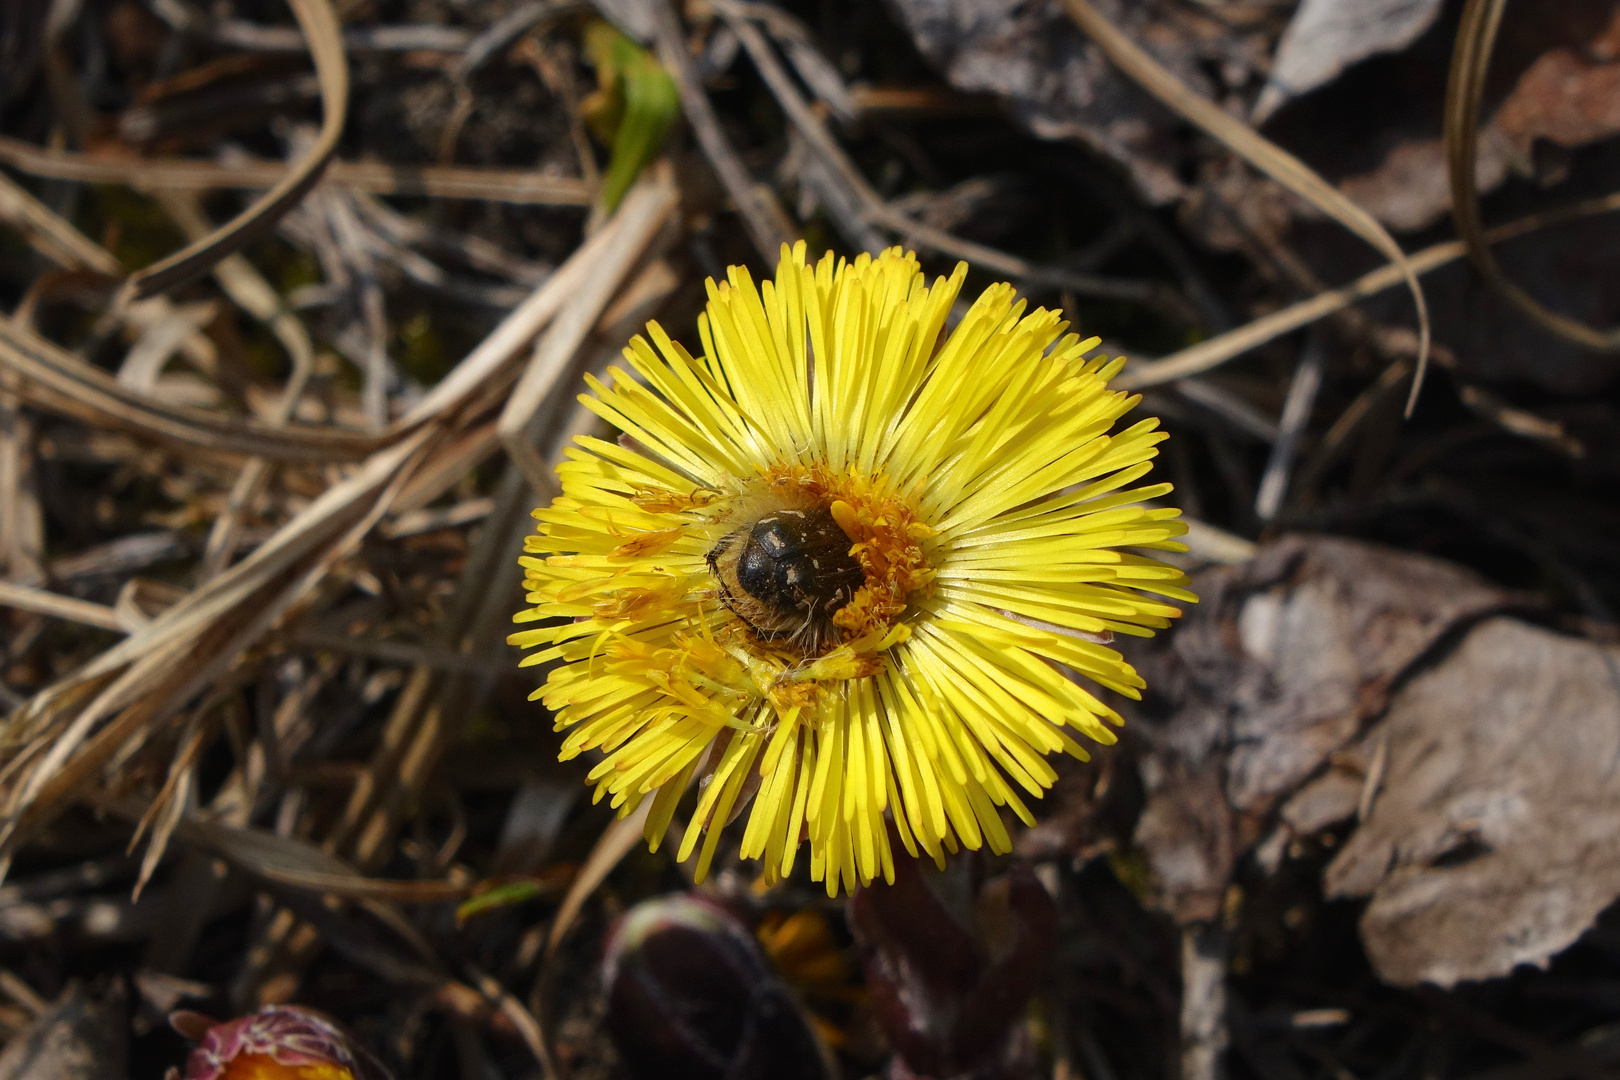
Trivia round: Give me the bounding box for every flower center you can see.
[708,504,863,653]
[700,464,938,666]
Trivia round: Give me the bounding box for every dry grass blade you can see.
[0,380,45,599]
[468,966,558,1080]
[121,0,349,301]
[0,581,124,632]
[0,430,434,857]
[0,136,592,205]
[398,177,673,432]
[0,173,120,276]
[500,164,680,497]
[641,0,796,261]
[154,191,319,579]
[1445,0,1620,352]
[209,18,475,52]
[178,818,473,901]
[1295,356,1413,497]
[1117,241,1457,391]
[0,174,218,392]
[389,422,500,514]
[36,213,673,993]
[0,317,382,461]
[129,712,211,899]
[1115,190,1620,390]
[241,388,652,1034]
[0,971,48,1018]
[234,264,675,994]
[1457,384,1584,458]
[545,799,653,961]
[0,583,508,674]
[1255,334,1326,521]
[1060,0,1431,412]
[1180,519,1258,565]
[291,631,510,675]
[529,799,654,1080]
[116,302,216,392]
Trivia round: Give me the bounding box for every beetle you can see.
[707,505,865,653]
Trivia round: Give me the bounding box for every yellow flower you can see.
[510,244,1194,896]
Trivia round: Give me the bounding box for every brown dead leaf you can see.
[1133,759,1233,924]
[1254,0,1447,123]
[1325,617,1620,987]
[1336,137,1510,234]
[177,817,471,902]
[1124,535,1511,922]
[1264,2,1620,233]
[888,0,1278,206]
[1495,20,1620,156]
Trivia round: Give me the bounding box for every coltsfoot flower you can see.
[510,244,1194,895]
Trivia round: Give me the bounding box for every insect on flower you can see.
[707,503,868,653]
[510,243,1196,896]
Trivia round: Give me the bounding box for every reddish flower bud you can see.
[175,1005,393,1080]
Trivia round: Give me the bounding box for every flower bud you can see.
[603,893,832,1080]
[174,1005,393,1080]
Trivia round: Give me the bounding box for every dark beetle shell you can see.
[708,505,865,652]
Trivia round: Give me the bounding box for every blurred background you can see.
[0,0,1617,1077]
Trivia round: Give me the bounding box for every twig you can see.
[1445,0,1620,353]
[1294,357,1412,499]
[1060,0,1430,413]
[513,35,602,197]
[715,0,1194,318]
[121,0,350,301]
[322,192,393,429]
[639,0,796,261]
[722,1,855,121]
[1114,188,1620,390]
[530,800,654,1080]
[1173,378,1279,443]
[350,190,551,286]
[469,966,560,1080]
[0,135,593,205]
[208,21,475,53]
[449,1,575,83]
[1062,161,1235,331]
[498,167,680,497]
[1180,923,1230,1080]
[1255,333,1327,522]
[0,580,127,632]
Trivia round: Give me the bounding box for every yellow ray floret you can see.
[510,243,1195,896]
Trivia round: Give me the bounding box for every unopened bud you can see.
[174,1005,392,1080]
